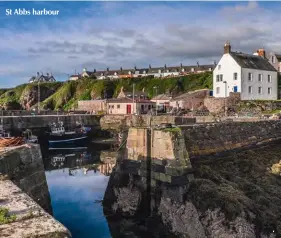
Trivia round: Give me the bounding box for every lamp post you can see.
[153,86,158,116]
[38,80,40,114]
[133,83,135,114]
[223,81,227,117]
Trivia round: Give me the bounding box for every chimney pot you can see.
[257,48,265,58]
[224,41,231,54]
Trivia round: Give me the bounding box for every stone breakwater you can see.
[181,120,281,157]
[103,123,280,237]
[0,144,71,237]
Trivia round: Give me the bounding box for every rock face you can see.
[103,127,281,238]
[20,85,55,110]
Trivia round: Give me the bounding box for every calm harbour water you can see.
[43,146,115,238]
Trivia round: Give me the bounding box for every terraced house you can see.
[80,62,214,80]
[213,41,278,100]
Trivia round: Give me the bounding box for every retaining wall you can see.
[0,144,71,237]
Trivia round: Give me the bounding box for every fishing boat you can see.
[46,121,89,149]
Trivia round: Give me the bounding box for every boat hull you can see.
[47,133,89,149]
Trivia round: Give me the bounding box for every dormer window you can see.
[191,68,194,72]
[166,69,169,73]
[209,68,212,71]
[128,71,131,74]
[158,69,161,73]
[143,70,146,74]
[101,73,104,76]
[114,72,117,76]
[181,68,185,72]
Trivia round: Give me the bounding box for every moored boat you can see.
[45,121,89,149]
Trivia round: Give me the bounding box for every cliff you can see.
[0,72,212,111]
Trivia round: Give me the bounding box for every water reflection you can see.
[43,146,116,238]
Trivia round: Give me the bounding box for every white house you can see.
[213,41,278,100]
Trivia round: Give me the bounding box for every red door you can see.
[126,104,131,114]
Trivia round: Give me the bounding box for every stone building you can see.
[29,72,56,83]
[213,41,278,100]
[107,97,155,115]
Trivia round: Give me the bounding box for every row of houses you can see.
[69,63,215,81]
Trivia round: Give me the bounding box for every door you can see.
[126,104,131,114]
[234,86,238,92]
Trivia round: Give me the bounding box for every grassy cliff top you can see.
[0,72,212,110]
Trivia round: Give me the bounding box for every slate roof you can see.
[29,74,56,83]
[87,64,214,77]
[107,97,154,103]
[151,94,172,100]
[230,52,277,72]
[275,54,281,62]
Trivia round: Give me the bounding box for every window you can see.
[117,105,120,109]
[268,75,272,82]
[268,87,272,94]
[216,87,220,94]
[233,72,237,80]
[209,68,212,71]
[219,74,223,81]
[258,74,263,82]
[248,86,253,94]
[216,75,219,82]
[248,72,253,81]
[218,65,221,70]
[112,105,114,109]
[272,56,275,63]
[258,87,262,94]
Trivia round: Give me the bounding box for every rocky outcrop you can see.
[20,85,55,110]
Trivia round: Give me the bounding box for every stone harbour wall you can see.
[125,127,194,185]
[0,144,71,237]
[182,120,281,157]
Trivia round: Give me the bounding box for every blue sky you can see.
[0,1,281,88]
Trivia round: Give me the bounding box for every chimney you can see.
[164,64,167,69]
[257,48,265,58]
[37,72,40,76]
[224,41,231,54]
[107,67,109,71]
[197,62,199,67]
[134,66,137,71]
[214,60,217,66]
[94,69,96,73]
[149,64,151,69]
[46,73,49,77]
[180,63,183,68]
[120,67,123,72]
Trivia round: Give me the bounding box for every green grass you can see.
[0,207,16,224]
[0,72,212,111]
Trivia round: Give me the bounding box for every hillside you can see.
[0,72,212,111]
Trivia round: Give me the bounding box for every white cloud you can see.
[1,2,281,87]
